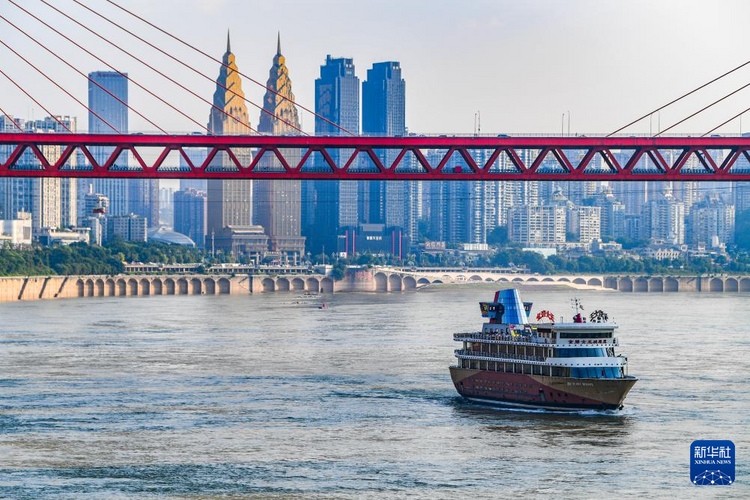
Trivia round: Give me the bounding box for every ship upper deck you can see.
[454,330,619,348]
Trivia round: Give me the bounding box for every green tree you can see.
[487,226,508,246]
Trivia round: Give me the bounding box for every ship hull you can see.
[449,366,637,411]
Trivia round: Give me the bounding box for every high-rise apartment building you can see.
[688,194,735,247]
[568,206,602,243]
[0,115,77,236]
[28,117,79,229]
[255,35,305,264]
[508,205,567,245]
[106,214,147,242]
[642,188,685,244]
[547,187,601,244]
[129,178,159,229]
[493,149,540,227]
[594,187,625,240]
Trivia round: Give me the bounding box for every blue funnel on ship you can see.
[494,289,529,325]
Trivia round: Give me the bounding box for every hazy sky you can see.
[2,0,750,136]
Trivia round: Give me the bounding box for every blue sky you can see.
[1,0,750,135]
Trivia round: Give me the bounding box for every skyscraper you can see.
[206,32,255,248]
[362,61,414,249]
[174,188,207,247]
[0,115,77,236]
[88,72,131,217]
[308,55,360,255]
[255,34,305,264]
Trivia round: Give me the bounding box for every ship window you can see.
[559,331,611,340]
[557,348,607,358]
[570,366,623,379]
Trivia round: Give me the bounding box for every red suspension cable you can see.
[0,69,72,132]
[0,13,166,134]
[6,0,211,134]
[609,58,750,136]
[36,0,258,135]
[655,81,750,137]
[702,107,750,137]
[68,0,305,135]
[103,0,357,136]
[0,39,118,133]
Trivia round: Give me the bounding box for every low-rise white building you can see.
[0,212,32,246]
[38,227,90,246]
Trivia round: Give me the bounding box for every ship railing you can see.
[454,349,546,363]
[453,332,551,344]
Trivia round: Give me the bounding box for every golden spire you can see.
[208,31,249,135]
[259,33,300,134]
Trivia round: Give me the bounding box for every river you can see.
[0,288,748,498]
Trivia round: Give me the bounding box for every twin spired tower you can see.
[206,33,304,263]
[256,34,305,262]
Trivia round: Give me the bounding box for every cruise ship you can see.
[449,289,637,411]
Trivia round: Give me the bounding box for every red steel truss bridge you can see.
[1,133,750,181]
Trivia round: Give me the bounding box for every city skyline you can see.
[2,0,750,138]
[0,1,748,261]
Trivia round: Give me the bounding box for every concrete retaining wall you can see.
[2,272,749,303]
[0,275,249,303]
